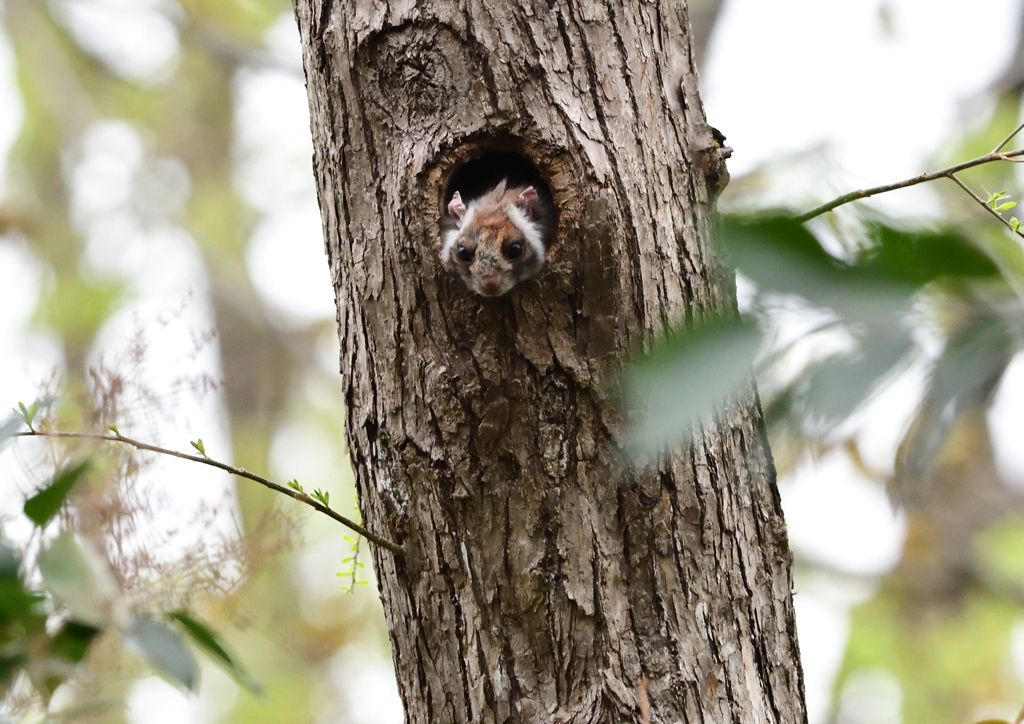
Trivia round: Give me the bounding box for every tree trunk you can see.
[293,2,807,722]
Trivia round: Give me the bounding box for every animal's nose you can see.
[480,273,502,293]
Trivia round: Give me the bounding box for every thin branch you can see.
[14,429,403,556]
[994,121,1024,154]
[947,173,1024,239]
[797,147,1024,223]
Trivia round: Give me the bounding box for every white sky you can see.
[3,0,1024,722]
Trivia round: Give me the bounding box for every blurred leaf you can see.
[0,415,21,452]
[178,0,289,39]
[721,213,918,326]
[720,213,848,297]
[976,229,1024,286]
[49,621,100,664]
[841,589,1018,724]
[170,611,262,693]
[0,580,42,621]
[625,317,762,453]
[0,539,20,581]
[127,616,199,692]
[804,332,913,422]
[974,515,1024,585]
[38,533,122,628]
[0,538,43,623]
[897,314,1017,480]
[34,272,123,347]
[0,652,28,699]
[24,459,91,527]
[858,223,1000,285]
[722,214,997,321]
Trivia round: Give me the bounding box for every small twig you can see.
[14,429,403,556]
[349,533,362,593]
[797,147,1024,223]
[946,173,1024,239]
[994,121,1024,154]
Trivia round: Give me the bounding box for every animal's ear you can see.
[516,186,539,214]
[447,192,467,223]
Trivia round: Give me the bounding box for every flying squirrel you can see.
[441,180,556,296]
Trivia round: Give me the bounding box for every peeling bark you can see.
[294,1,807,722]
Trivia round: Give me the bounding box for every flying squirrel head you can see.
[441,181,553,297]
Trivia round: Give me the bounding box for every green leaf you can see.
[24,459,91,527]
[169,611,262,693]
[720,213,848,297]
[857,222,1000,285]
[49,622,101,664]
[721,214,999,313]
[127,616,199,692]
[0,580,42,621]
[15,401,38,430]
[0,537,19,579]
[0,652,28,698]
[38,533,122,628]
[985,189,1008,207]
[0,538,40,621]
[190,439,206,456]
[107,424,119,436]
[624,317,763,453]
[998,202,1017,210]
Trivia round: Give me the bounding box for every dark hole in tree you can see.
[441,151,556,223]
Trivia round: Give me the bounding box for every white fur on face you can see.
[441,206,476,263]
[441,229,459,263]
[504,204,545,264]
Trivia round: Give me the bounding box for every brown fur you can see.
[444,181,553,297]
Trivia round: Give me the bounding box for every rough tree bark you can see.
[294,1,807,723]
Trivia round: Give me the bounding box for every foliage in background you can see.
[0,409,259,710]
[0,0,386,721]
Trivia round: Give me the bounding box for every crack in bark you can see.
[562,5,648,329]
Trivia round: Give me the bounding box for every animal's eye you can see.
[505,242,524,260]
[457,245,474,262]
